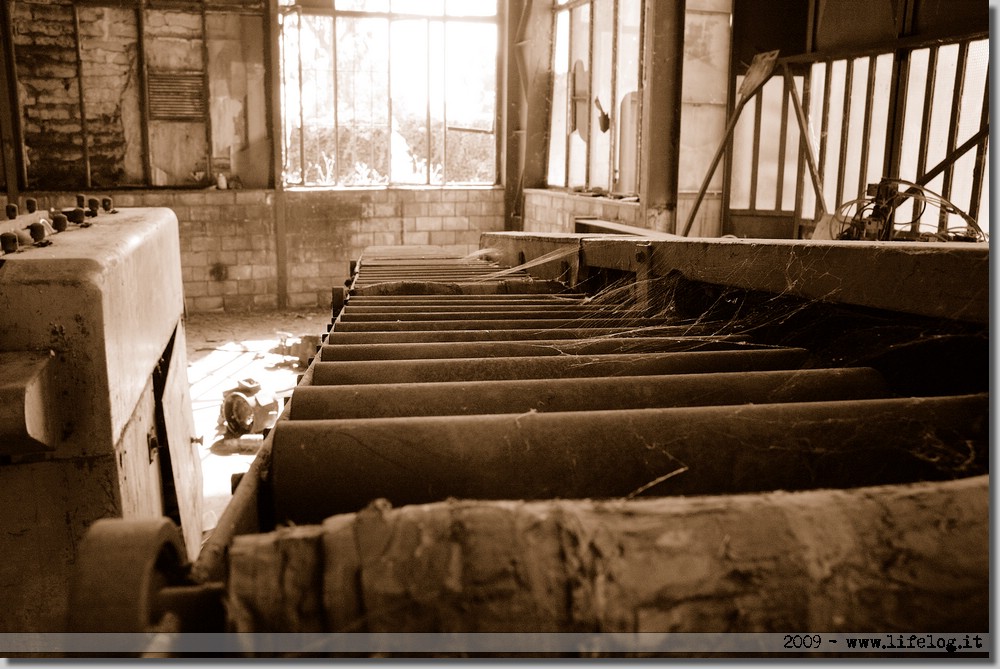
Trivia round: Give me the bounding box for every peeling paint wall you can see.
[78,5,143,185]
[11,0,267,190]
[12,0,83,188]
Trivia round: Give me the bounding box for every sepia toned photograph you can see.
[0,0,989,659]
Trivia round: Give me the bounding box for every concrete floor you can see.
[184,308,331,538]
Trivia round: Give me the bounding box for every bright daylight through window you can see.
[279,0,498,187]
[548,0,642,194]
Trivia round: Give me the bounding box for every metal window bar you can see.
[200,3,214,183]
[585,0,594,187]
[939,40,968,232]
[915,46,937,202]
[792,71,811,232]
[857,55,877,200]
[748,90,762,210]
[774,82,790,208]
[296,7,306,185]
[608,0,618,191]
[834,59,852,208]
[563,7,573,188]
[967,62,989,223]
[817,61,832,199]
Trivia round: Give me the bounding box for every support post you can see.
[638,0,685,233]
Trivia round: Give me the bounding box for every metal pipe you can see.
[338,310,663,322]
[343,304,601,313]
[270,393,988,525]
[332,317,673,332]
[310,348,811,384]
[351,279,568,295]
[319,336,751,361]
[290,368,889,420]
[346,296,589,304]
[324,326,737,344]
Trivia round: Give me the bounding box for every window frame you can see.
[546,0,644,194]
[278,0,501,188]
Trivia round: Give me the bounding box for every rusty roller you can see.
[310,348,812,385]
[342,303,600,313]
[289,367,890,420]
[346,293,589,301]
[325,325,733,344]
[318,336,752,361]
[332,317,682,332]
[338,309,645,321]
[269,393,988,525]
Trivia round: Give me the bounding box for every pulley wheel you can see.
[67,518,188,633]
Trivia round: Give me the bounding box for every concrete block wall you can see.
[283,187,505,308]
[522,189,641,233]
[6,187,505,313]
[523,189,722,237]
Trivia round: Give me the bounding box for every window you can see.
[547,0,643,194]
[729,36,989,239]
[279,0,499,187]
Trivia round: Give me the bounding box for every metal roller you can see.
[351,279,568,295]
[310,348,811,384]
[324,325,729,343]
[338,309,642,321]
[318,336,751,361]
[269,393,989,525]
[332,317,676,332]
[346,294,589,302]
[289,367,890,420]
[342,304,605,313]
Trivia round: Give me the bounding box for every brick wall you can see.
[12,0,84,187]
[283,187,505,308]
[7,187,505,313]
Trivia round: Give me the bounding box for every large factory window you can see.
[547,0,642,194]
[278,0,499,187]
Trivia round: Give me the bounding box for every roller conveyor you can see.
[268,244,988,523]
[67,239,989,649]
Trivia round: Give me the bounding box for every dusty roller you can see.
[69,240,989,657]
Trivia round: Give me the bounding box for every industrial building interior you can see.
[0,0,990,658]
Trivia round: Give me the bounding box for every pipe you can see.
[289,368,889,420]
[324,326,742,344]
[269,394,988,524]
[310,348,810,385]
[318,336,751,361]
[333,317,675,332]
